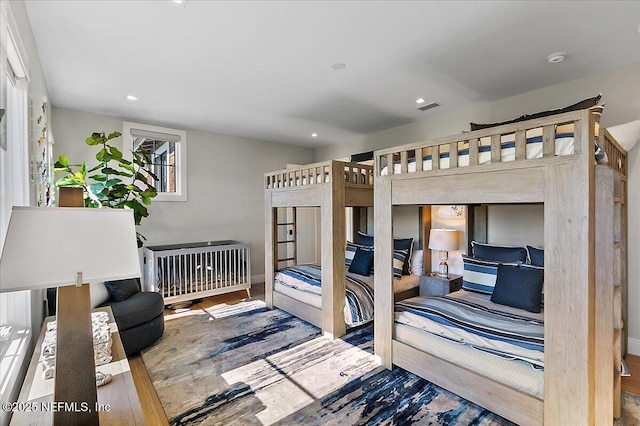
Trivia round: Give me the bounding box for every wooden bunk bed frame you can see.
[372,108,627,425]
[265,160,373,339]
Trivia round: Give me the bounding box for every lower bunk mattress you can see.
[274,264,419,327]
[394,290,544,398]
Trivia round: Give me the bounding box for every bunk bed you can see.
[372,108,627,425]
[265,160,375,338]
[265,160,421,338]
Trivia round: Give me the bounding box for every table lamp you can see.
[428,228,459,278]
[0,207,140,425]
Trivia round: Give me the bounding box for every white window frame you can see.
[123,121,187,202]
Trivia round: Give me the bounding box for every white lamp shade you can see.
[0,207,141,292]
[428,228,459,251]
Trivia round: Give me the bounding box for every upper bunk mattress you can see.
[395,290,544,368]
[274,264,419,327]
[381,126,574,175]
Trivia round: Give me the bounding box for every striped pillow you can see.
[462,255,500,294]
[393,249,408,279]
[345,242,361,267]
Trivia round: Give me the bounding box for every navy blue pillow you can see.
[348,247,374,276]
[490,264,544,313]
[355,231,374,247]
[527,246,544,267]
[393,237,414,275]
[472,241,527,264]
[104,278,141,302]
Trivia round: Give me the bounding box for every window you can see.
[123,122,187,201]
[0,1,32,419]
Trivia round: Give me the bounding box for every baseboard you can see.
[252,274,265,284]
[628,337,640,356]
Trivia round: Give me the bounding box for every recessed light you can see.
[126,95,139,101]
[311,133,318,138]
[416,98,425,104]
[331,63,346,71]
[546,52,566,64]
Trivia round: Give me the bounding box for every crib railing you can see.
[143,240,251,304]
[265,160,374,190]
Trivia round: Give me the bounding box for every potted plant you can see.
[54,131,157,247]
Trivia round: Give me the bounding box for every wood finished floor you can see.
[129,285,640,424]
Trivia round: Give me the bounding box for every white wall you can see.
[315,62,640,354]
[51,107,315,281]
[487,205,544,248]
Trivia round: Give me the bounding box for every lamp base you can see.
[54,283,98,425]
[437,261,449,278]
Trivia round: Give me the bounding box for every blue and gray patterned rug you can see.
[141,300,640,425]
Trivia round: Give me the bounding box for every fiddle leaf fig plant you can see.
[54,131,158,247]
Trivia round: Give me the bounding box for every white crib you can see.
[143,240,251,304]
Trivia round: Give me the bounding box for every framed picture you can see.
[434,205,464,219]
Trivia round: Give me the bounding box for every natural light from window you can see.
[123,121,187,201]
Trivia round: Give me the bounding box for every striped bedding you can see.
[274,264,375,327]
[395,290,544,368]
[382,126,575,175]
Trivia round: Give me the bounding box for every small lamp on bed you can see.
[429,228,459,278]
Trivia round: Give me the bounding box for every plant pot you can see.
[58,187,84,207]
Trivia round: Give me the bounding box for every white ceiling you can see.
[24,1,640,147]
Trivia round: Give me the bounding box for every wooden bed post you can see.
[544,109,595,425]
[374,177,393,368]
[321,162,346,339]
[264,192,276,308]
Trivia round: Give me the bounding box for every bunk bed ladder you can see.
[276,207,297,267]
[613,171,626,418]
[594,165,624,422]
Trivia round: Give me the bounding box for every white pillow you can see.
[410,249,424,275]
[89,281,111,308]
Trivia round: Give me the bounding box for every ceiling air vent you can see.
[417,101,440,111]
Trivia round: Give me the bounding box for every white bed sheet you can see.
[394,321,544,399]
[273,272,420,310]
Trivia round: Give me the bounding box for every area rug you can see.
[142,300,640,425]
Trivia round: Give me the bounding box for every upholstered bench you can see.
[47,278,164,356]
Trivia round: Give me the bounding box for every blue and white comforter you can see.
[274,264,375,327]
[395,291,544,368]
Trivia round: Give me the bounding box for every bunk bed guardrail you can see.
[265,160,374,190]
[374,110,626,178]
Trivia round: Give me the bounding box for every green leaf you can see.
[108,146,123,160]
[101,167,119,175]
[87,163,103,173]
[92,174,107,182]
[56,155,69,167]
[121,163,135,173]
[90,183,105,194]
[141,188,157,198]
[86,133,104,146]
[107,131,122,140]
[53,166,72,173]
[55,177,83,187]
[105,178,122,187]
[141,196,152,205]
[96,148,112,163]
